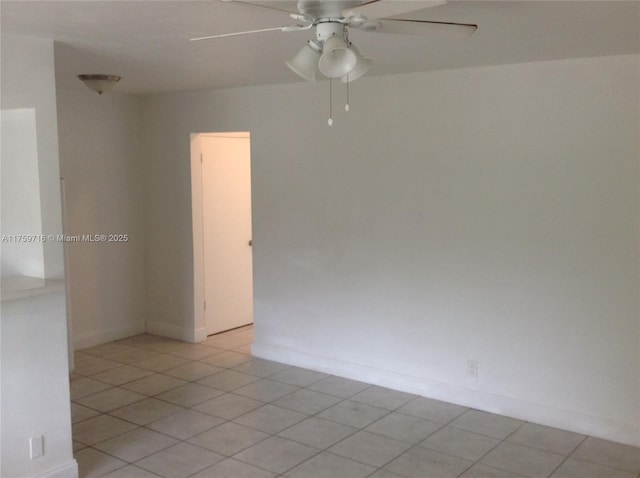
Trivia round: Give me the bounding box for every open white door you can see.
[201,133,253,335]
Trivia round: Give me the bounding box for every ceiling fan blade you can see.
[343,0,446,21]
[369,18,477,39]
[190,22,312,42]
[219,0,297,16]
[190,26,287,41]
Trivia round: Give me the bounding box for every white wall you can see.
[57,88,146,349]
[1,36,65,278]
[1,108,45,278]
[0,35,77,478]
[1,288,76,478]
[141,54,640,446]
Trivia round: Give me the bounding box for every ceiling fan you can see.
[191,0,477,83]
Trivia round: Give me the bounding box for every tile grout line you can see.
[546,434,590,478]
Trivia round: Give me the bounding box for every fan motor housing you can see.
[315,21,349,43]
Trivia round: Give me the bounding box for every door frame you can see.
[190,131,252,342]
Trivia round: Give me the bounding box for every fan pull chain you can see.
[328,78,333,126]
[345,76,350,112]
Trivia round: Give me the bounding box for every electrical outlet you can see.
[467,360,479,379]
[29,436,44,459]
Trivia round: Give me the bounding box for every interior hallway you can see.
[71,326,640,478]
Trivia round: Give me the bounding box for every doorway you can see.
[190,132,253,339]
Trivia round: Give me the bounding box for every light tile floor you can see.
[72,326,640,478]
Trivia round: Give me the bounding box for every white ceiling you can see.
[2,0,639,95]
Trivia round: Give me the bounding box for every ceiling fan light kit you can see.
[285,40,322,82]
[341,45,372,83]
[317,35,357,79]
[285,21,368,82]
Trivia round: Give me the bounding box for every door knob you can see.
[248,240,252,246]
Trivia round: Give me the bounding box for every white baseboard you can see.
[193,326,208,343]
[74,321,202,348]
[35,460,78,478]
[146,320,200,343]
[73,323,145,350]
[251,342,640,448]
